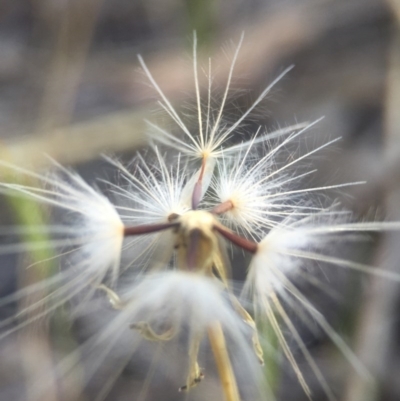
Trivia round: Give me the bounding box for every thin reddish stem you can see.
[123,222,179,237]
[198,156,207,181]
[213,224,258,254]
[192,156,207,210]
[211,200,234,215]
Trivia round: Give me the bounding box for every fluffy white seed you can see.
[0,161,124,286]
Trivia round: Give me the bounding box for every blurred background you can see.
[1,0,400,400]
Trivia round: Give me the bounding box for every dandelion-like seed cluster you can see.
[1,34,399,401]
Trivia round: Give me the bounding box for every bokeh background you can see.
[1,0,400,400]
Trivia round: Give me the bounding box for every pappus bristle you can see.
[244,212,400,302]
[107,148,191,224]
[105,147,201,271]
[209,135,306,236]
[78,271,265,399]
[139,32,302,165]
[209,119,364,238]
[116,271,253,340]
[0,160,124,287]
[241,212,400,401]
